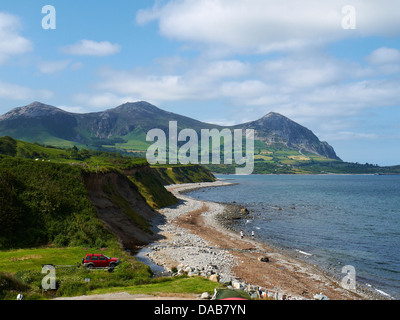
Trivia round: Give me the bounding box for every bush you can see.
[56,280,88,297]
[115,261,153,282]
[14,270,43,290]
[0,137,17,157]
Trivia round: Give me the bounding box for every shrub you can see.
[56,280,88,297]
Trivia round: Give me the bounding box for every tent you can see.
[212,288,251,300]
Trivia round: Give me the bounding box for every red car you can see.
[82,253,120,269]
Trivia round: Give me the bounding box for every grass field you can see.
[0,245,220,300]
[0,247,91,273]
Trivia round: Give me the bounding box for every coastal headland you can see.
[146,180,380,300]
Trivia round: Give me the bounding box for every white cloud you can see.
[220,80,272,99]
[259,54,347,88]
[95,68,217,102]
[323,131,379,141]
[201,117,238,127]
[0,12,32,64]
[38,60,71,74]
[61,40,121,56]
[56,105,90,114]
[154,55,189,73]
[200,60,250,78]
[89,50,400,117]
[0,82,53,101]
[73,92,140,109]
[137,0,400,54]
[37,60,84,74]
[366,47,400,65]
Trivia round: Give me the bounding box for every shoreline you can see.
[143,180,383,300]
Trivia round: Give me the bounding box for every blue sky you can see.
[0,0,399,166]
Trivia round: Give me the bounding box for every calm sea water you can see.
[187,174,400,299]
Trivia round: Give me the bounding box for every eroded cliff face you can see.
[83,170,164,251]
[81,164,215,251]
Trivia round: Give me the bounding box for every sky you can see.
[0,0,399,166]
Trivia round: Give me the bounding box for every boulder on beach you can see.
[258,256,270,263]
[232,280,246,290]
[201,292,211,299]
[209,274,220,282]
[241,208,250,215]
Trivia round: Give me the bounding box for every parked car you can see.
[82,253,120,269]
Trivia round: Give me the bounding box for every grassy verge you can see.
[0,245,220,300]
[86,276,220,297]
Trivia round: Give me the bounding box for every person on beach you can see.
[240,230,244,239]
[251,230,255,238]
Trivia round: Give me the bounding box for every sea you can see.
[187,174,400,299]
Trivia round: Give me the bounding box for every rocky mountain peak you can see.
[0,101,67,121]
[113,101,161,114]
[262,111,286,119]
[242,111,341,160]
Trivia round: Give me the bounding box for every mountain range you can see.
[0,101,341,163]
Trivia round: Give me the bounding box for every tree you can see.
[0,136,17,156]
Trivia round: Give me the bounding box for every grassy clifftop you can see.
[151,164,216,185]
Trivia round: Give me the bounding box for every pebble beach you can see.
[142,180,380,300]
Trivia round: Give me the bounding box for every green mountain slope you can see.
[0,101,342,170]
